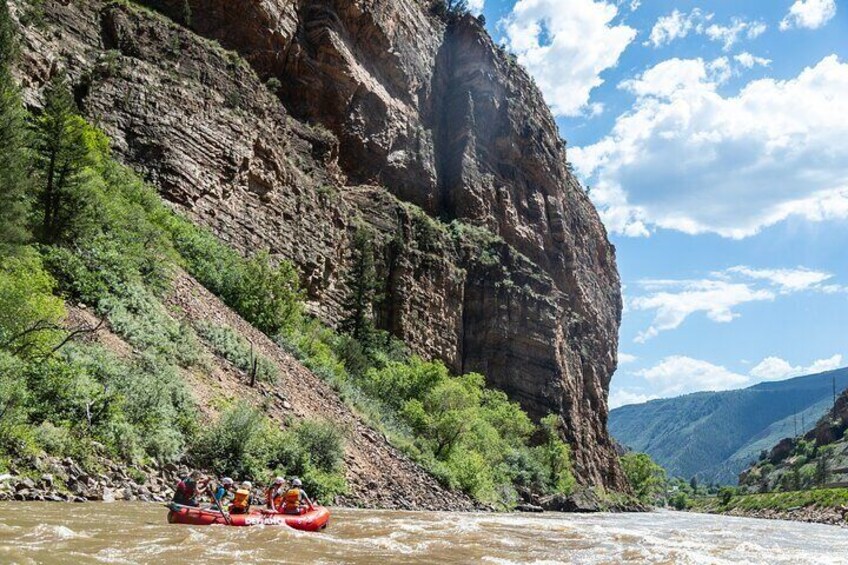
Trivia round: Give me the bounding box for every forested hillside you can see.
[610,369,848,484]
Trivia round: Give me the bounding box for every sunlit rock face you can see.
[18,0,625,490]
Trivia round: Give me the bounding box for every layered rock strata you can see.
[15,0,625,489]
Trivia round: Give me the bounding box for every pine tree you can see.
[0,2,31,253]
[32,72,92,244]
[340,227,381,348]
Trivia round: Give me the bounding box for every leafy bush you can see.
[195,322,278,383]
[192,404,273,480]
[621,452,667,504]
[531,415,577,495]
[0,249,66,357]
[718,486,736,506]
[669,491,691,510]
[163,215,303,336]
[193,406,347,501]
[291,420,345,473]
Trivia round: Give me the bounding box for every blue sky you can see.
[474,0,848,407]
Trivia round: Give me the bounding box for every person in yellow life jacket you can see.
[229,481,253,515]
[282,478,313,515]
[265,476,286,511]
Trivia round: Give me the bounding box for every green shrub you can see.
[193,406,347,501]
[292,419,345,473]
[265,77,282,93]
[0,249,66,357]
[192,404,274,480]
[718,486,736,506]
[163,215,303,337]
[621,452,667,504]
[669,491,691,510]
[195,322,278,383]
[96,283,203,368]
[531,415,577,495]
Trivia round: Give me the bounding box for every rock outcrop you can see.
[14,0,625,490]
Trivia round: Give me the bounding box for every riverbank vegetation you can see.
[0,3,577,507]
[689,487,848,514]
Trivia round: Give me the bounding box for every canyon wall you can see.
[15,0,625,489]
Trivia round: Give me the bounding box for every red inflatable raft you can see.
[167,504,330,531]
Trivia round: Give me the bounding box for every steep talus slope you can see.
[16,0,624,489]
[610,368,848,484]
[65,270,477,510]
[166,272,478,510]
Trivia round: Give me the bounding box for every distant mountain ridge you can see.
[609,368,848,484]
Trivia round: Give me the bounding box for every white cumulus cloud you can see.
[630,279,774,343]
[750,354,844,381]
[705,18,767,51]
[636,356,750,396]
[734,52,772,69]
[645,10,765,51]
[501,0,636,116]
[609,389,656,409]
[645,8,709,48]
[571,55,848,239]
[467,0,485,14]
[629,266,840,342]
[726,266,833,294]
[620,353,845,402]
[618,352,638,364]
[780,0,837,31]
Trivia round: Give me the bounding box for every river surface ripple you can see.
[0,503,845,564]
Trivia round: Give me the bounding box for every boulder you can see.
[16,478,36,492]
[540,488,602,513]
[515,504,544,513]
[101,488,116,503]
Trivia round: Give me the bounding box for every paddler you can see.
[265,476,286,511]
[172,470,208,507]
[212,477,235,506]
[281,478,313,515]
[229,481,253,514]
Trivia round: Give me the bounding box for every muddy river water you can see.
[0,503,845,564]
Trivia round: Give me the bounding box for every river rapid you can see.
[0,503,845,564]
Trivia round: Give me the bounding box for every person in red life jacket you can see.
[265,476,286,511]
[229,481,253,515]
[281,478,313,515]
[172,470,208,507]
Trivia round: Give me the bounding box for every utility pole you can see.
[833,374,838,418]
[794,410,798,438]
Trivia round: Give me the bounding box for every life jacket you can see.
[231,488,250,511]
[266,486,284,510]
[282,488,303,513]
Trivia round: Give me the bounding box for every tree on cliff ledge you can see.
[340,227,381,349]
[431,0,470,22]
[31,73,92,245]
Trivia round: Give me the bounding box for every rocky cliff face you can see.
[14,0,625,490]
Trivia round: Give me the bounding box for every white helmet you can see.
[273,476,285,485]
[292,478,302,487]
[221,477,234,486]
[241,481,252,489]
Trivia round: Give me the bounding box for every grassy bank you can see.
[685,488,848,526]
[691,488,848,513]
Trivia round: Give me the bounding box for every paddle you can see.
[208,483,232,525]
